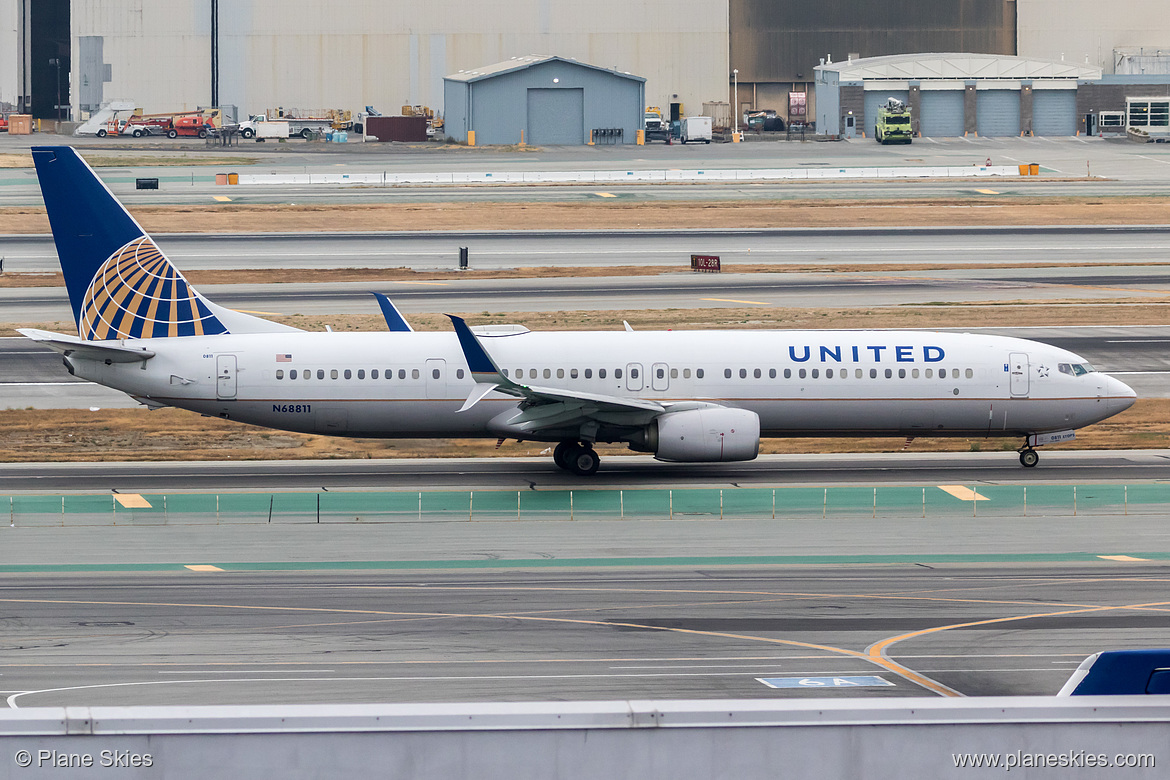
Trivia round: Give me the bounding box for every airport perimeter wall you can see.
[0,698,1165,779]
[5,484,1167,527]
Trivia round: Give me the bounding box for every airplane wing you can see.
[18,328,155,363]
[446,315,665,418]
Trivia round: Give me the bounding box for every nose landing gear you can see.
[553,441,600,476]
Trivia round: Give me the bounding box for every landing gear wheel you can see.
[568,446,600,476]
[553,441,576,470]
[1019,449,1039,468]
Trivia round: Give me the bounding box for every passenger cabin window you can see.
[769,369,776,379]
[696,368,704,379]
[725,369,733,379]
[432,368,441,379]
[683,369,690,378]
[357,369,365,379]
[372,370,379,379]
[277,370,285,380]
[599,369,607,379]
[799,368,806,379]
[457,369,465,379]
[585,369,593,379]
[344,369,352,379]
[784,369,791,379]
[739,369,747,379]
[965,368,973,379]
[412,369,420,379]
[543,369,551,379]
[317,369,325,380]
[331,369,339,379]
[571,369,578,379]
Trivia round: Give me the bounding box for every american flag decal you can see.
[276,354,292,362]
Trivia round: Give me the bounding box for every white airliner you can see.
[21,146,1136,475]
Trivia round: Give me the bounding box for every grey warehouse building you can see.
[443,56,645,146]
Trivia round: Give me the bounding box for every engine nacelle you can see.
[649,408,760,462]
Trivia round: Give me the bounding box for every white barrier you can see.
[0,697,1164,779]
[233,165,1025,187]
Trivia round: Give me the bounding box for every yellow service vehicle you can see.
[875,98,912,144]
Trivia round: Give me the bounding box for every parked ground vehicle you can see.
[643,107,671,143]
[168,115,214,138]
[0,116,7,132]
[875,97,913,144]
[240,108,353,139]
[238,114,326,139]
[680,116,712,144]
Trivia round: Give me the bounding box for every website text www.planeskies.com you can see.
[952,750,1155,771]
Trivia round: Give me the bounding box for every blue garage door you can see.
[977,90,1020,137]
[527,88,584,145]
[920,91,965,137]
[864,91,909,137]
[1033,90,1077,135]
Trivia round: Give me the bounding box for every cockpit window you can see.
[1058,362,1094,376]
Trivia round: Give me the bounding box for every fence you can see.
[4,485,1167,527]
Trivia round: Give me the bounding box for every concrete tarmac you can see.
[5,225,1170,274]
[2,564,1169,706]
[2,134,1169,205]
[1,451,1168,493]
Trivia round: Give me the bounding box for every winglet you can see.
[447,314,503,380]
[372,293,414,332]
[447,314,527,411]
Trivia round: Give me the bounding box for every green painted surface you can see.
[4,483,1170,528]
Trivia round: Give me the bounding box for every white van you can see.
[680,116,712,144]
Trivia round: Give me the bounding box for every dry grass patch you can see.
[4,196,1170,235]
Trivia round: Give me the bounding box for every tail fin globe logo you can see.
[79,236,228,340]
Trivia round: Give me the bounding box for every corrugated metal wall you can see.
[70,0,727,122]
[1017,0,1170,73]
[1032,89,1076,135]
[731,0,1015,83]
[919,91,965,137]
[976,90,1020,136]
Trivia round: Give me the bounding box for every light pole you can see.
[49,58,62,123]
[732,69,739,134]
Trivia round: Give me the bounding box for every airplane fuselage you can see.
[66,328,1134,442]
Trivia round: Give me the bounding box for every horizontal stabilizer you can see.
[18,328,155,363]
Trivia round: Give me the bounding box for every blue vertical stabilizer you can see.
[31,146,298,340]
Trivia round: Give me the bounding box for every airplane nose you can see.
[1105,374,1137,412]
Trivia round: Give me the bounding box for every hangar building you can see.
[815,52,1170,138]
[443,56,644,146]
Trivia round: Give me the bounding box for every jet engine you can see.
[644,408,760,462]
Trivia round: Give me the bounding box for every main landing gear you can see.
[553,441,600,476]
[1018,446,1039,468]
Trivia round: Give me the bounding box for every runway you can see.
[1,450,1168,493]
[5,225,1170,274]
[2,565,1169,706]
